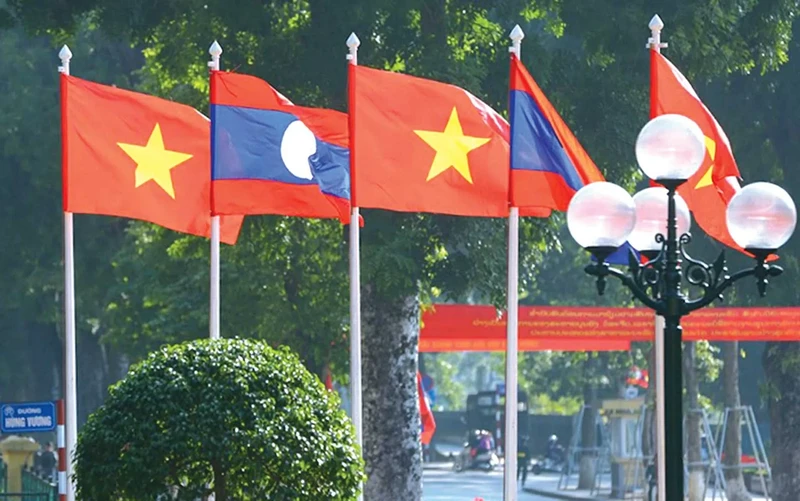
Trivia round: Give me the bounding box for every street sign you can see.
[1,401,56,433]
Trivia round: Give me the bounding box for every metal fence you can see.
[20,469,56,501]
[0,468,56,501]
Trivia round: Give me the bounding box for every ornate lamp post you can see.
[566,114,797,500]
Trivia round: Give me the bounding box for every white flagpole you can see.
[208,41,222,340]
[346,32,364,501]
[653,314,666,499]
[503,24,524,501]
[647,15,668,501]
[58,44,78,501]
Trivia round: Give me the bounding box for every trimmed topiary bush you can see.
[75,338,363,500]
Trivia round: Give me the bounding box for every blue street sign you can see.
[1,401,56,433]
[496,383,506,396]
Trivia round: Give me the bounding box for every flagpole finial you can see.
[649,14,664,31]
[346,32,361,49]
[509,24,525,42]
[209,40,223,58]
[647,14,668,52]
[208,41,222,71]
[59,45,73,62]
[509,24,525,57]
[346,33,360,64]
[58,45,72,75]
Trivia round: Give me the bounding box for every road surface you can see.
[423,464,553,500]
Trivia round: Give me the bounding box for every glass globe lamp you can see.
[635,114,707,183]
[726,182,797,254]
[567,182,636,254]
[628,187,691,254]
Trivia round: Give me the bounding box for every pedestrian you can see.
[645,458,656,501]
[517,435,530,486]
[37,442,57,482]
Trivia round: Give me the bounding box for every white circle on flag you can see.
[280,120,316,180]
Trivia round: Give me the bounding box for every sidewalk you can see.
[522,473,768,501]
[522,474,603,501]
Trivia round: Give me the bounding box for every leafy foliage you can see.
[101,217,351,376]
[420,353,467,410]
[4,0,795,378]
[4,0,800,496]
[74,338,363,500]
[0,22,144,399]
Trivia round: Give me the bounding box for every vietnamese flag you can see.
[350,65,509,217]
[650,51,745,255]
[61,74,243,244]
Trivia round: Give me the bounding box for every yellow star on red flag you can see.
[118,123,193,198]
[414,108,491,184]
[694,136,717,190]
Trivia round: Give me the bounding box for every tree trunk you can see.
[684,342,704,501]
[212,460,227,501]
[420,0,447,48]
[362,288,422,501]
[577,385,598,489]
[475,364,488,391]
[763,342,800,501]
[77,328,110,427]
[722,342,752,501]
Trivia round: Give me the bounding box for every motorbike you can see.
[452,446,500,473]
[530,451,566,475]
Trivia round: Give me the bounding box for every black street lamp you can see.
[566,114,797,501]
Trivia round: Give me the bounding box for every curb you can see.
[522,486,600,501]
[422,463,455,471]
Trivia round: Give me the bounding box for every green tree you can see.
[0,22,143,415]
[75,338,363,501]
[101,217,351,377]
[4,0,800,499]
[6,4,558,498]
[694,17,800,501]
[520,232,649,486]
[721,342,752,501]
[419,353,467,411]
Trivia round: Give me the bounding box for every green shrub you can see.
[75,338,363,500]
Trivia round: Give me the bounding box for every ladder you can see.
[710,406,772,500]
[559,405,610,492]
[683,407,726,499]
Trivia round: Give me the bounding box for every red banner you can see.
[419,304,800,352]
[683,307,800,341]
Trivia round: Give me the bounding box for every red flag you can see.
[350,65,509,217]
[417,372,436,445]
[650,51,746,255]
[62,75,243,244]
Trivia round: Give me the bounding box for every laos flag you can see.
[509,54,604,214]
[510,55,637,265]
[211,71,354,223]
